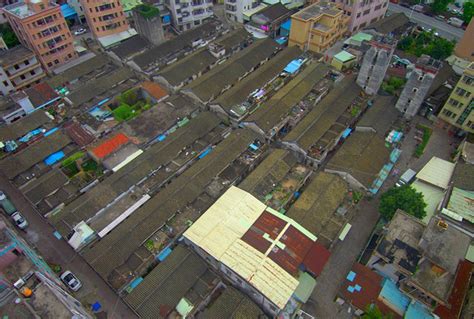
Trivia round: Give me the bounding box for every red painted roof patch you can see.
[303,242,331,276]
[91,133,129,159]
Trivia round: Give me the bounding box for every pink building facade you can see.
[333,0,389,32]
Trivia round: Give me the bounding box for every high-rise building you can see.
[0,45,45,95]
[395,55,442,119]
[438,62,474,133]
[454,18,474,63]
[80,0,130,42]
[288,2,349,53]
[225,0,260,23]
[132,3,164,45]
[2,0,77,72]
[357,38,396,95]
[166,0,213,32]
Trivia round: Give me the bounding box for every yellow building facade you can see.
[288,2,349,53]
[438,63,474,133]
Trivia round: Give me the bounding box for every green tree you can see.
[431,0,453,13]
[0,24,19,48]
[429,37,455,59]
[363,305,393,319]
[462,1,474,24]
[379,185,427,220]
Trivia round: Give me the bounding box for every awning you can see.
[60,4,77,19]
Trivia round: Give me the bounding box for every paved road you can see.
[388,3,464,41]
[302,199,380,318]
[0,172,137,319]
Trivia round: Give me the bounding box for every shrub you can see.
[414,125,432,158]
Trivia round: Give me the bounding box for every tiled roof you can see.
[90,133,129,159]
[64,121,95,147]
[24,82,59,108]
[141,81,168,101]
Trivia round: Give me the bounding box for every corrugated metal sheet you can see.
[416,156,455,190]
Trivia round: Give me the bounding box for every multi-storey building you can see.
[166,0,213,32]
[395,55,442,119]
[329,0,388,32]
[2,0,77,72]
[0,45,45,95]
[225,0,260,23]
[357,37,396,95]
[288,1,349,53]
[438,62,474,133]
[79,0,130,41]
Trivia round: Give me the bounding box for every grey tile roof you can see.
[0,111,51,142]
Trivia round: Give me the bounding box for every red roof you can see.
[141,81,168,101]
[90,133,129,159]
[434,260,473,319]
[64,122,95,147]
[340,263,383,311]
[241,210,314,276]
[302,242,331,276]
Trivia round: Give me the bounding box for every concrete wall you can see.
[133,10,165,46]
[357,44,394,95]
[395,69,436,118]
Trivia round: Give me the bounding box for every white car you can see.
[11,212,28,230]
[0,191,5,201]
[74,28,87,35]
[60,271,82,291]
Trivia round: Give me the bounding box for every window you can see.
[2,80,9,87]
[20,74,25,80]
[24,60,29,66]
[54,59,59,65]
[13,64,19,70]
[30,70,35,75]
[363,9,370,15]
[462,75,473,85]
[47,62,53,67]
[194,20,200,25]
[449,98,460,107]
[357,12,361,17]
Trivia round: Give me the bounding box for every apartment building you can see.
[166,0,213,32]
[438,62,474,133]
[0,45,45,95]
[288,1,349,53]
[2,0,77,72]
[80,0,130,41]
[329,0,388,32]
[225,0,260,23]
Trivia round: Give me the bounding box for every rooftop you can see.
[246,62,330,133]
[3,0,59,19]
[293,1,342,21]
[0,111,51,142]
[90,132,130,160]
[185,38,280,102]
[419,215,470,274]
[124,245,218,319]
[52,112,222,236]
[80,129,259,284]
[184,186,317,309]
[0,130,71,179]
[446,187,474,223]
[451,162,474,191]
[251,3,290,24]
[286,172,348,247]
[21,82,59,108]
[340,263,383,312]
[132,19,222,71]
[366,12,410,34]
[283,75,360,151]
[325,131,390,189]
[333,50,356,63]
[376,210,425,274]
[140,81,168,101]
[22,168,69,205]
[357,95,399,137]
[416,156,455,190]
[109,35,150,60]
[0,45,35,67]
[213,46,301,112]
[200,286,266,318]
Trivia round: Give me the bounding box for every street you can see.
[0,172,137,319]
[388,3,465,41]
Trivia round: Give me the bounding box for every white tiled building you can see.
[166,0,214,32]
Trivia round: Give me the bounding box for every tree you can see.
[463,1,474,24]
[363,305,393,319]
[431,0,453,14]
[379,185,427,221]
[0,24,19,48]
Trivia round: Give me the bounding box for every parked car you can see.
[435,15,446,21]
[411,4,424,12]
[60,271,82,291]
[396,169,417,187]
[11,212,28,230]
[0,193,17,216]
[447,17,464,27]
[74,28,87,35]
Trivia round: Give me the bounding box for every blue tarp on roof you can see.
[342,128,352,139]
[60,4,77,19]
[198,147,212,159]
[281,19,291,31]
[44,127,58,137]
[157,247,172,261]
[390,148,402,163]
[44,151,65,165]
[275,37,288,45]
[405,301,434,319]
[284,59,304,74]
[19,128,44,143]
[379,279,410,315]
